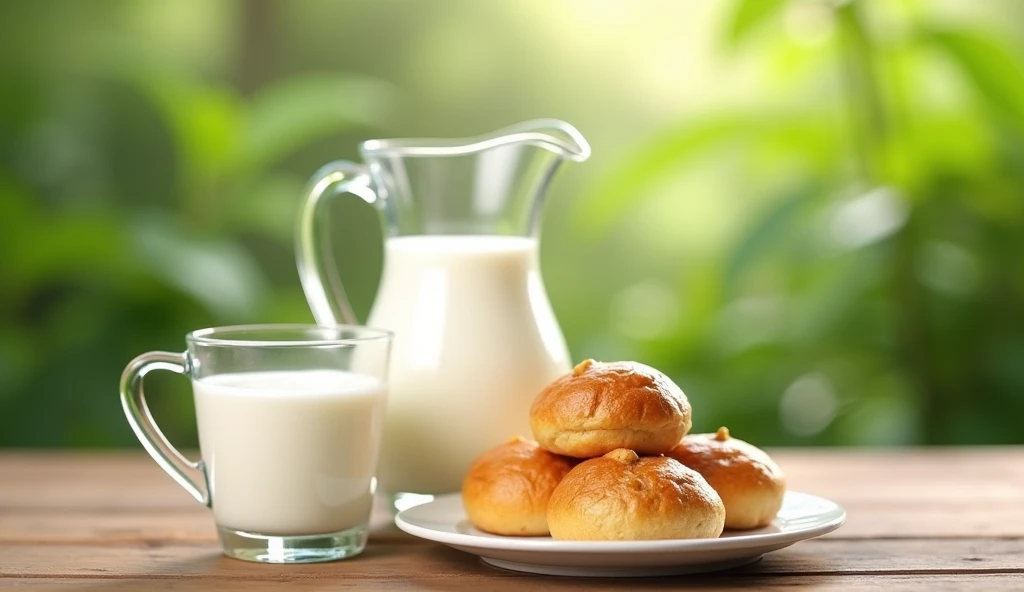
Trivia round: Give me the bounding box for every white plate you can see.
[395,491,845,577]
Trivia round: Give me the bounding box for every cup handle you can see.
[296,160,378,325]
[120,351,210,507]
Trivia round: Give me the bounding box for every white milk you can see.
[367,235,570,495]
[192,370,387,536]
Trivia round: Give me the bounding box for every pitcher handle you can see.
[120,351,210,506]
[296,160,377,325]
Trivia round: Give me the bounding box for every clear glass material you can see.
[363,119,590,237]
[296,120,590,508]
[119,324,392,563]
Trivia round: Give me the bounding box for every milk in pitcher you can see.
[368,235,570,495]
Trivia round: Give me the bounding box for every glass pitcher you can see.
[296,119,590,502]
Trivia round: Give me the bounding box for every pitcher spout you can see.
[360,118,590,162]
[354,119,589,237]
[474,118,591,163]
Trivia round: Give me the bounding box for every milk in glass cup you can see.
[119,324,391,563]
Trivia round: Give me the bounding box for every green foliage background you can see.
[1,0,1022,448]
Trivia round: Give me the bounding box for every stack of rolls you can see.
[461,359,787,540]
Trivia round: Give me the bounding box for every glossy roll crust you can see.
[667,427,786,530]
[546,449,725,540]
[461,436,576,536]
[529,360,692,458]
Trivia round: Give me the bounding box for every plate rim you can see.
[394,490,846,553]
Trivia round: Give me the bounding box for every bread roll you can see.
[530,360,692,458]
[667,427,786,529]
[546,449,725,540]
[461,436,576,536]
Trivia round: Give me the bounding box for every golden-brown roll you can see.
[546,449,725,540]
[667,427,786,530]
[529,360,692,458]
[461,436,576,536]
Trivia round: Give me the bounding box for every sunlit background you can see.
[2,0,1023,448]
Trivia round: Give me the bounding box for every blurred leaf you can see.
[129,214,269,321]
[225,174,306,243]
[723,184,819,292]
[241,74,395,170]
[576,113,837,236]
[575,116,750,234]
[833,372,921,446]
[826,186,909,250]
[0,192,133,306]
[0,178,35,258]
[0,326,36,398]
[790,248,887,345]
[725,0,789,48]
[920,26,1024,127]
[103,56,243,192]
[984,337,1024,393]
[261,291,319,325]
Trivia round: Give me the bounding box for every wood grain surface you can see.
[1,449,1021,590]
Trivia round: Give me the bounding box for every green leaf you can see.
[790,247,887,346]
[225,173,306,243]
[105,57,244,187]
[723,183,820,292]
[573,112,838,236]
[725,0,789,48]
[241,74,396,170]
[0,184,133,306]
[128,214,270,321]
[574,116,751,235]
[920,26,1024,126]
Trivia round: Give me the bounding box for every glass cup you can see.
[119,324,392,563]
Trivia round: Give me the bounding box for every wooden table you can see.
[1,449,1022,590]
